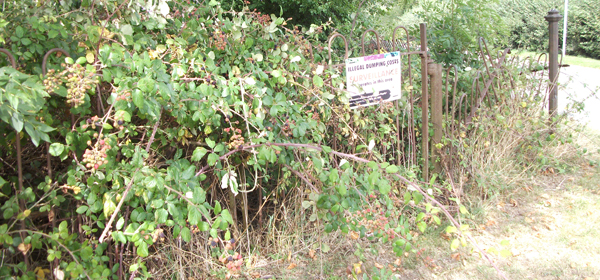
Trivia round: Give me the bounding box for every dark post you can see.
[545,9,562,118]
[429,63,443,175]
[419,23,429,181]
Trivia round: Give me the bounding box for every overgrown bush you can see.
[0,0,452,278]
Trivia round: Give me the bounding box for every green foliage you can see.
[0,0,448,278]
[414,0,508,67]
[500,0,600,59]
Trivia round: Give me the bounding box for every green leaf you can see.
[198,222,209,231]
[450,239,459,251]
[207,153,219,166]
[116,217,125,230]
[137,242,149,257]
[313,75,324,87]
[49,143,65,157]
[385,165,399,174]
[76,57,87,65]
[205,138,215,149]
[191,147,207,161]
[220,209,233,225]
[459,205,469,215]
[138,77,155,93]
[180,227,191,242]
[103,123,113,130]
[417,221,426,233]
[76,205,89,214]
[132,90,144,109]
[445,226,457,234]
[378,180,391,195]
[214,201,222,215]
[188,207,202,225]
[155,209,168,223]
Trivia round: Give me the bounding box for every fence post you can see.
[545,9,563,119]
[429,63,443,175]
[419,23,429,181]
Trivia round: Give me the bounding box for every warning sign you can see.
[345,52,401,108]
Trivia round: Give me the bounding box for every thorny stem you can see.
[99,109,162,243]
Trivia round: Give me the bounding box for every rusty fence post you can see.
[420,23,429,181]
[429,63,443,175]
[545,9,562,119]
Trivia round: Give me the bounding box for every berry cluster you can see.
[249,10,271,26]
[209,238,244,276]
[281,119,295,137]
[43,68,62,92]
[348,194,396,241]
[224,128,244,149]
[115,89,131,102]
[209,24,228,51]
[82,135,110,171]
[81,115,102,130]
[43,63,99,108]
[221,252,243,274]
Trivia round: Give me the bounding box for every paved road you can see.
[557,65,600,132]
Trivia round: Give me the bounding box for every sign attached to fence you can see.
[345,52,401,108]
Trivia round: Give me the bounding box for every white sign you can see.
[345,52,401,108]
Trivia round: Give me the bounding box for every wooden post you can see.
[419,23,429,181]
[545,9,562,119]
[429,63,443,175]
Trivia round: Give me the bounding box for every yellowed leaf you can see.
[86,51,95,64]
[308,249,316,259]
[349,231,359,240]
[18,243,31,255]
[286,263,297,270]
[48,209,55,222]
[35,267,50,280]
[353,262,362,274]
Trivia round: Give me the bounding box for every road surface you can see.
[557,65,600,132]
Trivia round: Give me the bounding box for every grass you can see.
[517,50,600,69]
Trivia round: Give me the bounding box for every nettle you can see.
[0,1,451,278]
